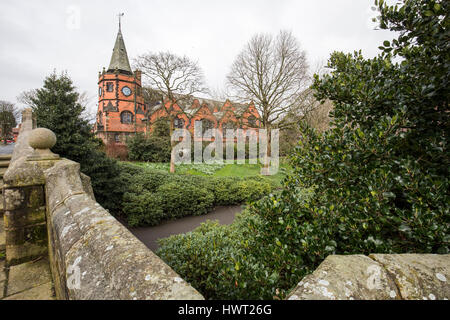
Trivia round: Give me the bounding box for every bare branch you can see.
[133,51,208,102]
[226,30,309,128]
[0,100,20,144]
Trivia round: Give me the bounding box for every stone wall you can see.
[4,108,203,300]
[287,254,450,300]
[3,109,50,265]
[44,159,203,300]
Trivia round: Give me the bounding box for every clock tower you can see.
[94,17,147,145]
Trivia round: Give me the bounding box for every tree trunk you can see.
[262,124,271,176]
[169,116,176,173]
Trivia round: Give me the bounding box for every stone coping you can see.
[44,159,204,300]
[287,254,449,300]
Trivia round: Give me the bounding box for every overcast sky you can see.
[0,0,397,115]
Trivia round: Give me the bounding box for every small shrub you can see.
[127,133,171,163]
[157,182,214,219]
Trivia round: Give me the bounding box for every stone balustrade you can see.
[3,108,203,300]
[3,108,449,300]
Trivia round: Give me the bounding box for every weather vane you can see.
[117,12,124,30]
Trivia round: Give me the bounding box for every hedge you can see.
[118,162,274,227]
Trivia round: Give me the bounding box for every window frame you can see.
[106,82,114,92]
[174,117,185,129]
[120,111,134,124]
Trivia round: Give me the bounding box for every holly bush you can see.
[157,0,449,300]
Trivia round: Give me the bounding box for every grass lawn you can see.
[126,159,290,187]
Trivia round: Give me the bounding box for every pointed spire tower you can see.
[94,13,147,145]
[107,13,132,74]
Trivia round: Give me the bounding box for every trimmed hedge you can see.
[118,163,274,227]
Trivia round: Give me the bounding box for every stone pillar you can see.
[3,114,60,266]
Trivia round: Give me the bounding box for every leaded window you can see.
[121,111,133,124]
[174,117,185,129]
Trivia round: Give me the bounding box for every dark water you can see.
[131,205,243,251]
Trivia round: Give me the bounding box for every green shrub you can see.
[123,191,165,227]
[118,163,273,227]
[157,182,214,219]
[157,210,279,300]
[127,133,171,163]
[80,150,126,214]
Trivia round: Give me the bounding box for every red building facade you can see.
[94,24,261,145]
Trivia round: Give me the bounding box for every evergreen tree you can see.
[25,71,125,214]
[29,71,97,162]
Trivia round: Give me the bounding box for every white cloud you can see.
[0,0,397,114]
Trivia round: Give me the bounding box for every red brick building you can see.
[94,24,261,145]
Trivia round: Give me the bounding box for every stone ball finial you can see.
[29,128,57,150]
[27,128,59,161]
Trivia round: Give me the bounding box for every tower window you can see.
[106,82,114,92]
[114,134,120,142]
[121,111,134,124]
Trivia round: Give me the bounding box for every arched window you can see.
[174,117,185,129]
[201,119,214,134]
[121,111,134,124]
[248,115,257,127]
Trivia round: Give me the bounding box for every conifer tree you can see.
[22,71,125,214]
[28,71,97,162]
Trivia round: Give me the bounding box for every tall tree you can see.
[226,30,309,174]
[0,100,19,144]
[19,71,125,214]
[20,71,96,162]
[134,52,207,172]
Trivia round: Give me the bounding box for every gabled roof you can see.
[145,90,260,121]
[107,26,133,75]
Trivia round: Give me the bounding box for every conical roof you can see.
[107,27,132,74]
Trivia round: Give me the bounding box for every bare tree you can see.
[0,100,20,144]
[78,91,96,123]
[17,89,37,108]
[134,51,207,172]
[227,30,309,173]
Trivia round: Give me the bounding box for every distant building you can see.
[12,127,19,142]
[94,22,261,146]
